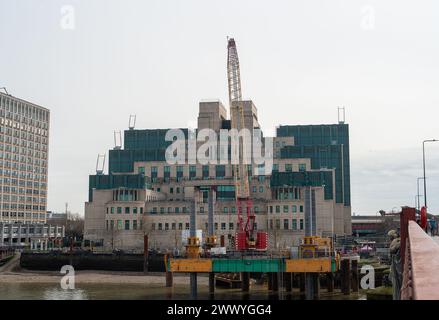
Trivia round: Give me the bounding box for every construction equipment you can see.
[299,236,333,258]
[227,37,267,251]
[185,187,201,258]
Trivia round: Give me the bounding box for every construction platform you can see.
[167,257,337,273]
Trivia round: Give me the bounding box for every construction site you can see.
[80,37,358,300]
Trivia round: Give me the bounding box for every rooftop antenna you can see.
[0,87,9,95]
[96,154,106,175]
[113,130,122,150]
[337,106,345,124]
[128,115,136,130]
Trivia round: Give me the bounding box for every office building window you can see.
[176,166,183,180]
[300,205,304,212]
[189,165,196,180]
[164,166,171,180]
[292,205,297,213]
[133,220,137,230]
[151,166,157,179]
[216,165,225,179]
[125,207,130,214]
[117,207,122,214]
[292,219,297,230]
[283,205,289,213]
[202,165,209,179]
[221,223,226,230]
[300,219,304,230]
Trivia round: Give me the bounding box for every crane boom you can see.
[227,38,242,105]
[227,38,250,200]
[227,38,258,250]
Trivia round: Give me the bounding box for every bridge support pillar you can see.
[341,259,351,295]
[209,272,215,297]
[326,272,334,293]
[284,272,292,292]
[241,272,250,292]
[352,259,359,293]
[165,271,173,287]
[190,272,197,299]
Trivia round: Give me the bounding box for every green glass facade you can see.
[88,174,150,201]
[109,128,188,173]
[270,171,334,201]
[276,124,350,206]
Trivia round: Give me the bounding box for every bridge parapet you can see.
[401,221,439,300]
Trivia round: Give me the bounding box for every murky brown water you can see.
[0,282,365,300]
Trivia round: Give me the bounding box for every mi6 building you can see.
[84,100,351,251]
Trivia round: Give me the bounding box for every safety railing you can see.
[401,220,439,300]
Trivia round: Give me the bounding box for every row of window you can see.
[2,202,46,209]
[272,163,307,172]
[149,206,264,214]
[0,96,50,122]
[0,159,48,169]
[0,166,47,175]
[1,175,47,184]
[141,165,270,180]
[1,212,46,218]
[2,226,61,234]
[270,219,304,230]
[106,207,144,214]
[269,205,304,214]
[106,219,142,231]
[0,151,48,162]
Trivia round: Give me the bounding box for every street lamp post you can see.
[417,177,425,212]
[423,139,438,211]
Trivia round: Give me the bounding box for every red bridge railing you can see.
[401,219,439,299]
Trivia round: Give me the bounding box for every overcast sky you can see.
[1,0,439,215]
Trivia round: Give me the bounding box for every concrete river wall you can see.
[20,251,166,272]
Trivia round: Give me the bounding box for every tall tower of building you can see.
[0,91,50,224]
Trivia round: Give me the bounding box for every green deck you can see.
[212,259,283,273]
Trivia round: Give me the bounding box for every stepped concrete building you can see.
[84,100,351,251]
